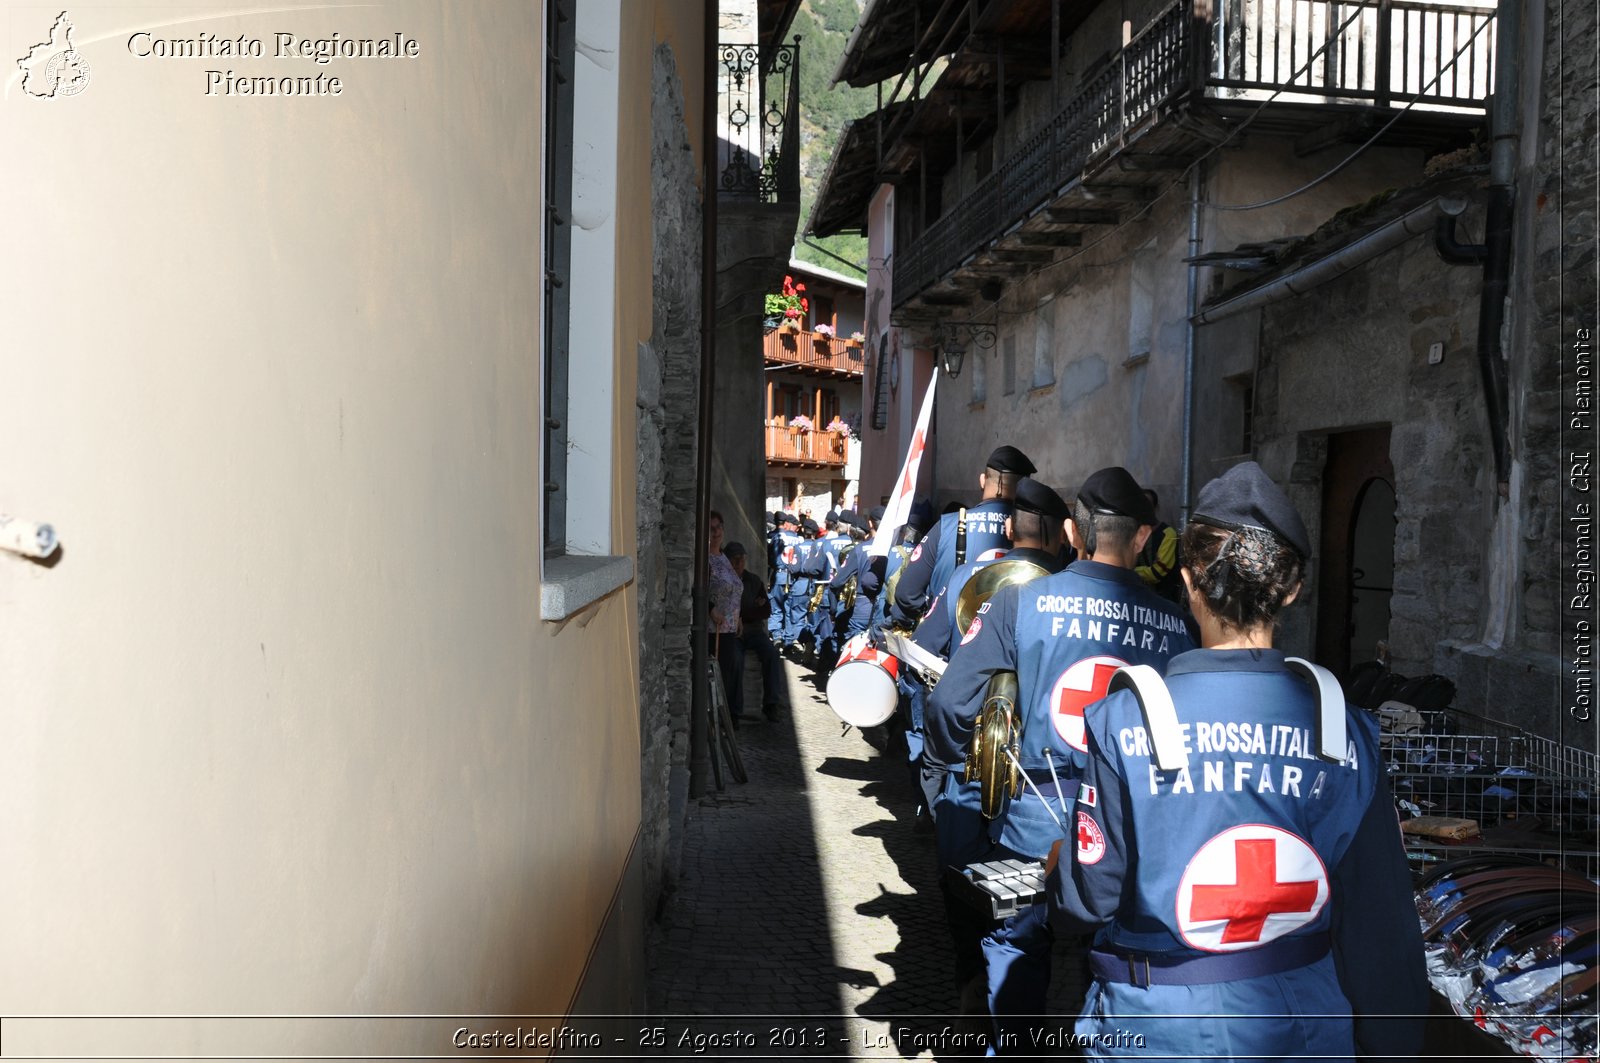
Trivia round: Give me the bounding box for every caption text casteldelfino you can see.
[126,31,421,95]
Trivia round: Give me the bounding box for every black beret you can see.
[802,517,820,534]
[986,445,1037,476]
[825,509,839,524]
[1077,467,1156,525]
[907,499,935,532]
[868,505,886,522]
[1013,478,1071,519]
[847,512,870,533]
[1192,461,1311,559]
[837,509,857,524]
[777,511,798,526]
[723,541,747,558]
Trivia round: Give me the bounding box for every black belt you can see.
[1090,933,1330,988]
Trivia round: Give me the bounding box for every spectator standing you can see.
[707,511,745,724]
[728,543,787,721]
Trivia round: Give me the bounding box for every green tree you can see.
[787,0,873,279]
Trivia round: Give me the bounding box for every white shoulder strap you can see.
[1285,657,1348,763]
[1108,664,1187,772]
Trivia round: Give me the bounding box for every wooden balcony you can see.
[763,328,867,377]
[765,420,851,469]
[892,0,1495,312]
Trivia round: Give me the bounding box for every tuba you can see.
[953,558,1051,637]
[966,671,1023,819]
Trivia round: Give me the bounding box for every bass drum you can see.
[827,632,901,728]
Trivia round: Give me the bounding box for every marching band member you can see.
[1048,462,1426,1060]
[892,446,1035,784]
[916,477,1075,1026]
[928,466,1194,1052]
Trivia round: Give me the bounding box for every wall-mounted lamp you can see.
[934,321,996,378]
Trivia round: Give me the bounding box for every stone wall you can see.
[1251,214,1489,669]
[713,203,799,581]
[1454,0,1599,746]
[933,140,1419,511]
[638,41,703,917]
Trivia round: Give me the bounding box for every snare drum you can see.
[826,632,901,728]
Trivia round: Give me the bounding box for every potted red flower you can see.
[764,275,809,333]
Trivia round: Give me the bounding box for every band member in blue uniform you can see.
[828,512,882,650]
[811,512,855,670]
[893,446,1034,787]
[782,517,821,651]
[891,445,1036,628]
[928,467,1194,1053]
[767,512,802,642]
[1047,461,1427,1060]
[917,477,1074,1021]
[872,500,933,638]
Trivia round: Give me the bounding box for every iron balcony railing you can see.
[717,40,801,203]
[894,0,1495,306]
[1211,0,1496,107]
[763,328,868,376]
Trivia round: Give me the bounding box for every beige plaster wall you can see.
[0,0,684,1042]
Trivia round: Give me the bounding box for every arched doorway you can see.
[1347,477,1397,670]
[1315,427,1396,678]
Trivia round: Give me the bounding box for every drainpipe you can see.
[690,2,717,799]
[1193,198,1468,325]
[1478,0,1521,494]
[1181,164,1203,526]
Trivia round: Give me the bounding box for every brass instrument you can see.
[953,558,1051,636]
[839,575,859,614]
[808,578,828,614]
[965,671,1022,819]
[882,542,912,609]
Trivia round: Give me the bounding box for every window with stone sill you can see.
[1127,238,1158,365]
[540,0,632,620]
[1033,299,1056,389]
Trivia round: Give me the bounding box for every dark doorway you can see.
[1315,427,1397,678]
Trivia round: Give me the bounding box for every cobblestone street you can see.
[647,655,1086,1059]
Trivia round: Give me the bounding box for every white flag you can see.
[868,374,938,557]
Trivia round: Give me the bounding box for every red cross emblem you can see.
[1176,825,1329,952]
[1048,655,1126,751]
[782,546,796,565]
[1075,811,1106,865]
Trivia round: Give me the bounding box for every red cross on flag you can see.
[1048,655,1126,751]
[1176,825,1329,952]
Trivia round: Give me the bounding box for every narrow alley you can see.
[647,659,1087,1059]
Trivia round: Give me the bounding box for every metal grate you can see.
[1384,706,1599,874]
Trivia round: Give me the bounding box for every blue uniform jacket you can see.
[767,529,800,587]
[771,529,803,584]
[1052,648,1428,1059]
[925,559,1193,858]
[890,500,1012,626]
[829,545,883,630]
[817,532,851,579]
[914,546,1063,660]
